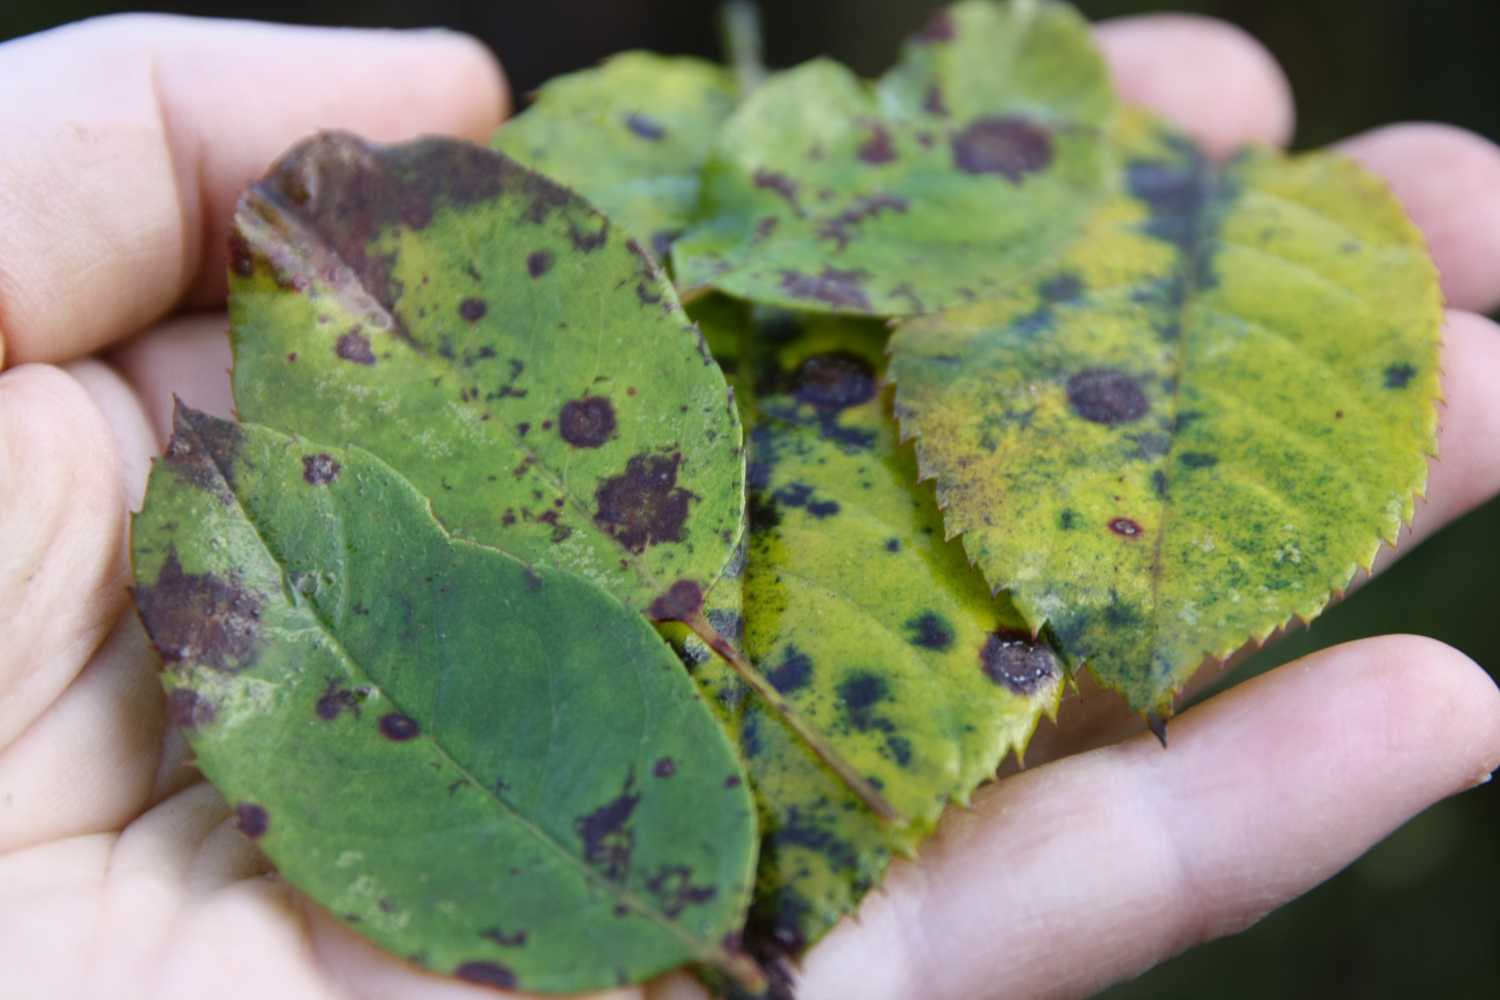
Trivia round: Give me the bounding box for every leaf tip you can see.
[1146,712,1169,749]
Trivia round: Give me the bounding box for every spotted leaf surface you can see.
[671,0,1115,315]
[230,133,744,616]
[130,406,760,994]
[493,52,738,258]
[889,112,1442,714]
[679,302,1062,976]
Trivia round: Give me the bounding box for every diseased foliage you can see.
[131,406,761,994]
[672,0,1116,315]
[229,132,745,617]
[127,1,1445,995]
[493,52,739,259]
[681,302,1061,976]
[889,110,1442,714]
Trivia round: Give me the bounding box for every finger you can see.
[798,634,1500,1000]
[0,15,508,367]
[111,312,236,444]
[1094,15,1295,157]
[0,616,164,854]
[1380,309,1500,564]
[1336,123,1500,314]
[0,364,127,750]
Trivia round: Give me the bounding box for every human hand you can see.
[1,13,1497,1000]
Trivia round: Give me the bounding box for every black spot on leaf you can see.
[766,646,814,694]
[923,84,948,116]
[1039,272,1084,303]
[458,297,487,322]
[838,672,889,732]
[575,773,639,881]
[594,453,695,554]
[905,612,954,652]
[454,962,517,989]
[818,194,909,250]
[645,864,718,917]
[480,927,528,948]
[857,124,897,165]
[527,250,553,278]
[623,112,667,141]
[653,757,677,778]
[979,629,1058,695]
[754,168,802,212]
[236,802,269,839]
[792,352,877,412]
[648,579,704,622]
[316,679,362,721]
[228,231,255,277]
[779,268,872,311]
[1109,518,1143,538]
[1126,141,1222,287]
[379,713,420,741]
[558,395,616,448]
[335,330,376,365]
[1384,362,1416,388]
[165,688,216,729]
[1066,369,1149,425]
[133,550,263,672]
[163,405,245,499]
[302,453,341,485]
[951,117,1054,182]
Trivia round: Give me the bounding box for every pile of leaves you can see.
[128,0,1441,995]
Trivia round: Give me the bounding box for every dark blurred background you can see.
[4,2,1495,996]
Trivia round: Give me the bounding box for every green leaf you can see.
[679,301,1062,971]
[130,405,762,995]
[493,52,739,257]
[671,0,1116,315]
[228,132,745,617]
[888,111,1443,715]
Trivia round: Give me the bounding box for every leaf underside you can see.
[130,407,759,994]
[493,51,740,260]
[229,132,746,617]
[681,301,1061,972]
[672,0,1116,316]
[888,110,1442,714]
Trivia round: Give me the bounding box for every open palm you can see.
[2,14,1497,1000]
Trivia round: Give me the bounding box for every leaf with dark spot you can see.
[673,1,1115,314]
[129,409,760,994]
[229,133,744,617]
[670,303,1061,967]
[493,53,738,250]
[889,109,1441,714]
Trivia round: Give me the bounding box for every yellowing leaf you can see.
[130,407,762,994]
[682,301,1061,974]
[888,112,1442,715]
[493,52,739,257]
[672,0,1116,315]
[228,133,745,617]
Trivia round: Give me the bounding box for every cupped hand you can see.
[1,14,1497,1000]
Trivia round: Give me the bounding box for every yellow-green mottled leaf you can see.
[679,302,1062,978]
[888,112,1442,715]
[493,53,739,256]
[672,0,1115,315]
[228,133,744,617]
[130,406,761,994]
